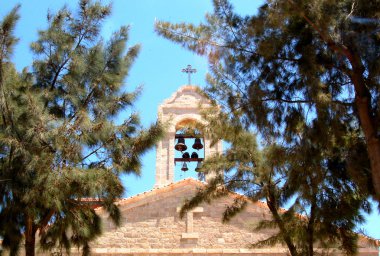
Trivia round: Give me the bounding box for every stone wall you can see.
[74,179,378,255]
[84,179,277,255]
[4,179,378,255]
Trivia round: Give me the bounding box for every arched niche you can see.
[174,119,205,181]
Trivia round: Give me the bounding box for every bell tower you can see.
[154,85,222,188]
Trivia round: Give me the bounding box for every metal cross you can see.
[181,64,197,85]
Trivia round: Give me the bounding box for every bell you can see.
[191,152,198,158]
[195,161,203,172]
[181,162,188,172]
[182,152,190,158]
[175,137,187,151]
[192,138,203,150]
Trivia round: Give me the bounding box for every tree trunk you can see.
[355,93,380,202]
[25,233,36,256]
[299,9,380,203]
[25,216,36,256]
[348,52,380,203]
[307,197,316,256]
[266,187,299,256]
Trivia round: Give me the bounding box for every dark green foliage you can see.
[155,0,380,200]
[0,1,163,255]
[156,0,379,254]
[181,109,368,255]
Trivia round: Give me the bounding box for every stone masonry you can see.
[90,178,281,255]
[62,178,377,255]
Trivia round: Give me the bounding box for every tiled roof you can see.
[95,177,269,211]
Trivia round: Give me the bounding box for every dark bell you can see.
[192,138,203,150]
[175,137,187,152]
[191,152,198,158]
[182,152,190,158]
[195,161,202,172]
[181,162,188,172]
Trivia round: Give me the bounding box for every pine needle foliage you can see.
[155,0,379,254]
[180,108,370,255]
[155,0,380,203]
[0,1,163,255]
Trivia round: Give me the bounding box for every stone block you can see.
[181,232,199,239]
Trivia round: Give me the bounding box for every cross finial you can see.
[181,64,197,85]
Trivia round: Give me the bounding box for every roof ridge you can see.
[94,178,203,210]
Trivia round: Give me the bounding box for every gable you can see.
[82,179,378,255]
[89,179,280,255]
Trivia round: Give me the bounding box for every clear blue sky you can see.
[1,0,379,240]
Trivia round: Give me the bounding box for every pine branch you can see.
[38,210,55,236]
[261,97,353,106]
[155,22,257,55]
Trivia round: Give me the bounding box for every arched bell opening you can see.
[173,119,205,181]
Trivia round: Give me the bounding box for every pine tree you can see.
[0,1,163,255]
[155,0,379,254]
[155,0,380,203]
[179,108,370,255]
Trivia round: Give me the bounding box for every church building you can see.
[84,85,378,255]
